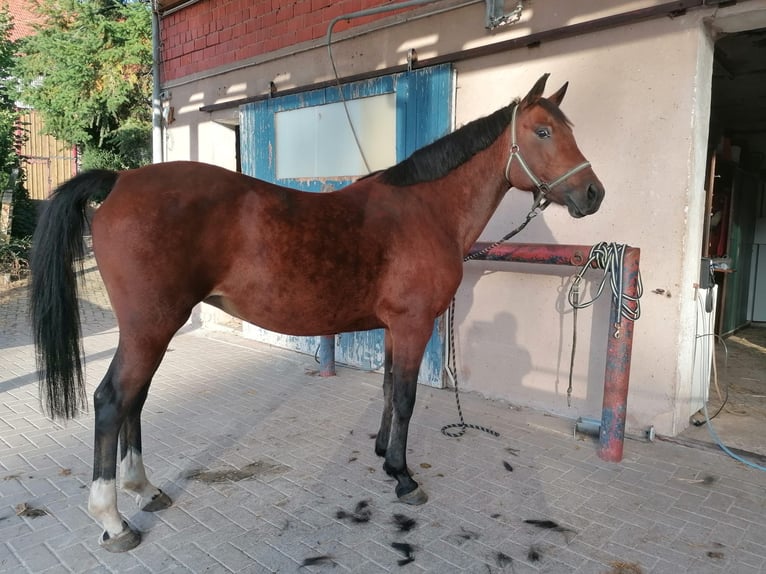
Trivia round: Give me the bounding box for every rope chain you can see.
[441,298,500,438]
[463,195,547,262]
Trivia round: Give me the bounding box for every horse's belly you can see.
[203,294,381,336]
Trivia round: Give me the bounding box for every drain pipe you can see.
[151,1,163,164]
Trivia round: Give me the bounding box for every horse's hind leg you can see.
[119,393,172,512]
[88,356,141,552]
[88,332,174,552]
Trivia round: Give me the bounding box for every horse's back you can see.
[89,162,391,334]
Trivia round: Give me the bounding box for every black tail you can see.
[30,169,119,420]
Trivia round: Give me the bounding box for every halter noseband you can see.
[504,103,592,209]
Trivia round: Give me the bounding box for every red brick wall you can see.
[160,0,417,82]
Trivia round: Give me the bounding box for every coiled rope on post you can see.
[568,242,642,325]
[566,242,643,405]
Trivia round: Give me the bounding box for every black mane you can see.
[380,101,517,186]
[379,97,572,187]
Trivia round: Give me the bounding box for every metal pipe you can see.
[151,2,163,164]
[319,335,336,377]
[466,242,641,462]
[467,242,593,267]
[327,0,447,46]
[200,0,709,113]
[159,0,204,18]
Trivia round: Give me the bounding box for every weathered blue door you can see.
[240,64,452,386]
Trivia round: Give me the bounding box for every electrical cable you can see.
[690,294,729,426]
[693,290,766,471]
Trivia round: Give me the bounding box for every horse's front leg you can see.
[382,324,431,505]
[119,394,172,513]
[375,330,394,457]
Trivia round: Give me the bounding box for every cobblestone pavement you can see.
[1,259,766,573]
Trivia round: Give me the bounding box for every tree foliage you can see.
[16,0,152,170]
[0,5,20,193]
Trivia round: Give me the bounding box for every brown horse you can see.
[30,74,603,552]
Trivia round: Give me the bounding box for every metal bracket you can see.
[485,0,523,30]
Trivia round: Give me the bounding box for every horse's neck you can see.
[421,129,513,255]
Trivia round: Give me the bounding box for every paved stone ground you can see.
[1,259,766,573]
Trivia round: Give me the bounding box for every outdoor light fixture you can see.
[485,0,523,30]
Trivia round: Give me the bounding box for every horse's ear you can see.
[548,82,568,107]
[521,73,550,108]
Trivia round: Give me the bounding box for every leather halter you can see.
[504,103,592,209]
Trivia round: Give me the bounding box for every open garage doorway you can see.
[706,27,766,334]
[684,26,766,458]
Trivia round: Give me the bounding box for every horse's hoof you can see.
[397,486,428,506]
[99,521,141,553]
[142,489,172,512]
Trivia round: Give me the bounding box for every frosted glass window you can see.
[275,93,396,179]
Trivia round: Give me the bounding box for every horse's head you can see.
[505,74,604,218]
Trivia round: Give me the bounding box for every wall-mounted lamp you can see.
[485,0,523,30]
[162,105,175,126]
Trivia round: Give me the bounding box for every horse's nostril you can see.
[587,183,600,203]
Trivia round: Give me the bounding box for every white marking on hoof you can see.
[99,520,141,553]
[88,479,124,538]
[120,449,163,509]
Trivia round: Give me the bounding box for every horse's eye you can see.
[536,127,551,139]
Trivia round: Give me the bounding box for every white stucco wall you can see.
[160,0,766,436]
[451,16,715,435]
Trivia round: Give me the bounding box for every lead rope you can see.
[441,298,500,438]
[464,193,548,263]
[441,197,548,438]
[440,102,592,438]
[566,242,643,405]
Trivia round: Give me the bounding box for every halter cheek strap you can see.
[504,104,592,208]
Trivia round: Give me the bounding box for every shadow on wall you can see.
[453,190,612,417]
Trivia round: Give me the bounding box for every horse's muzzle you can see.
[566,182,604,218]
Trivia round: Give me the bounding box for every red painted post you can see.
[467,242,641,462]
[598,246,640,461]
[467,242,593,267]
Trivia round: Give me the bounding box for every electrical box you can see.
[699,257,714,289]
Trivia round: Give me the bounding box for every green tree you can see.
[16,0,152,170]
[0,4,20,194]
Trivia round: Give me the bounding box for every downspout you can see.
[151,1,163,164]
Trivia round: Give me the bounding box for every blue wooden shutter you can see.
[240,64,452,386]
